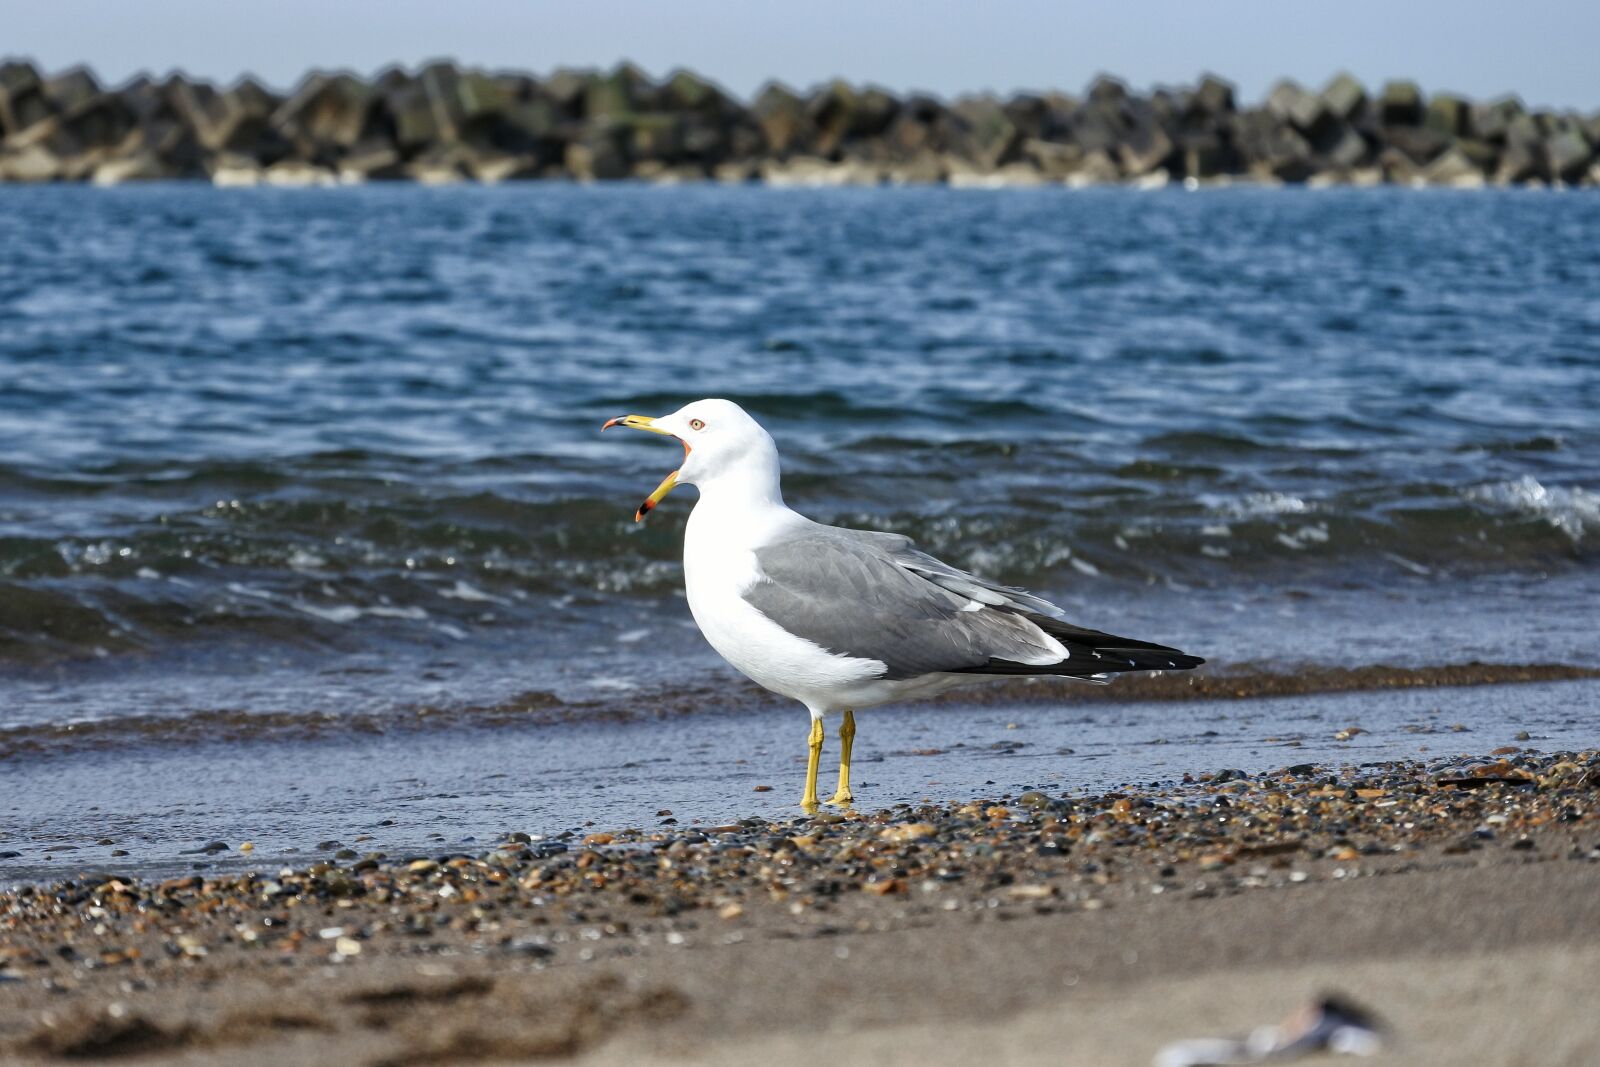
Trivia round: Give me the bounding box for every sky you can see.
[10,1,1600,111]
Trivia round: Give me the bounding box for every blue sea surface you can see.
[0,183,1598,741]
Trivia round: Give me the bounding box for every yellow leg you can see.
[827,709,856,807]
[801,717,823,813]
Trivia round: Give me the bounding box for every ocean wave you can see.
[1,479,1594,667]
[1466,476,1600,543]
[1204,490,1314,518]
[2,186,1598,678]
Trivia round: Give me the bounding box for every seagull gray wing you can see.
[745,524,1203,680]
[890,542,1064,617]
[745,526,1067,679]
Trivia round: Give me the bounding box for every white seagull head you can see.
[602,399,781,521]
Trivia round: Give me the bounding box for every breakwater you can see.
[1,58,1596,187]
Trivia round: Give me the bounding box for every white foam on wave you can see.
[1274,523,1331,551]
[287,549,328,571]
[288,601,431,623]
[1205,491,1313,518]
[1467,476,1600,542]
[367,605,429,620]
[293,601,362,623]
[438,580,507,604]
[1382,552,1432,576]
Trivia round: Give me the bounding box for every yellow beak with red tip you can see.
[601,414,688,522]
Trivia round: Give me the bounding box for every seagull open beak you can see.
[601,414,689,522]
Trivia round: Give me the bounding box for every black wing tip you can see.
[952,647,1205,677]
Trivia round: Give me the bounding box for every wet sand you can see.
[2,747,1596,1065]
[7,671,1599,883]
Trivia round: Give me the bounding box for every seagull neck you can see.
[691,462,789,522]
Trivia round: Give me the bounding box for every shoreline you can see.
[4,659,1594,762]
[2,747,1596,1064]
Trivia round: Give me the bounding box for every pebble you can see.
[880,823,937,842]
[1007,884,1056,899]
[1,746,1593,990]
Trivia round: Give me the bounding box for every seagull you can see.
[602,399,1203,812]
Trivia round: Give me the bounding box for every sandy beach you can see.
[3,746,1595,1065]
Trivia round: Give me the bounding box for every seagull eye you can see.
[689,418,706,431]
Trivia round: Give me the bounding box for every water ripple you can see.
[0,183,1597,710]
